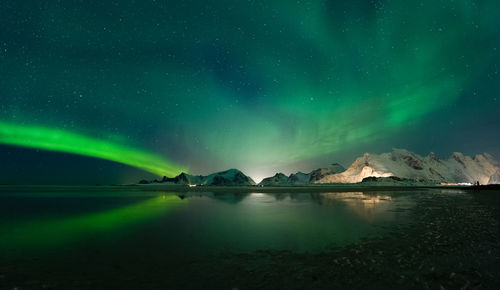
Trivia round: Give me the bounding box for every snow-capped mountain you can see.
[143,169,256,186]
[487,170,500,185]
[258,163,346,186]
[139,149,499,186]
[259,173,289,186]
[309,163,346,182]
[315,149,499,185]
[288,172,311,185]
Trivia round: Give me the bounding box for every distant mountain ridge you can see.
[259,163,346,186]
[139,169,256,186]
[257,149,499,186]
[139,149,500,186]
[315,149,499,185]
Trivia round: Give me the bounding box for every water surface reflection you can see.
[0,190,417,257]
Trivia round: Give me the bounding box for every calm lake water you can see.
[3,186,497,289]
[0,187,415,258]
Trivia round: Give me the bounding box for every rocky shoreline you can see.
[176,191,500,289]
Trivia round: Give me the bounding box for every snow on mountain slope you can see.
[315,149,499,184]
[141,149,498,186]
[203,169,256,186]
[288,172,311,185]
[308,163,346,182]
[488,170,500,185]
[259,172,311,186]
[259,173,289,186]
[258,163,346,186]
[161,169,255,186]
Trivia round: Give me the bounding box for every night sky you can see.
[1,0,499,184]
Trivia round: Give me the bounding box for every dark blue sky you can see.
[1,0,499,184]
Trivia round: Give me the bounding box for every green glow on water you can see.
[0,195,185,252]
[0,122,186,176]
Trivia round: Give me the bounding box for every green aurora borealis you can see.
[0,122,185,176]
[1,0,500,183]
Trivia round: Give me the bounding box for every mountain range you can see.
[139,149,500,186]
[316,149,499,185]
[259,163,346,186]
[139,168,256,186]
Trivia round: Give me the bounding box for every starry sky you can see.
[1,0,500,184]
